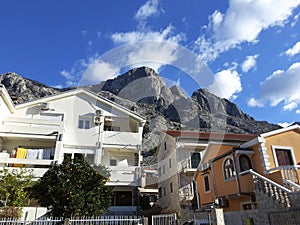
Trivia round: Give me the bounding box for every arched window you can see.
[223,157,236,180]
[239,154,252,172]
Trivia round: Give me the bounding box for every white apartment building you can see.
[0,85,146,215]
[157,130,256,223]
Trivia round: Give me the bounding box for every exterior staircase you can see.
[241,169,300,209]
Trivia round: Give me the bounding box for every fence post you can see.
[64,218,70,225]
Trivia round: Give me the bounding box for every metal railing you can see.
[0,216,143,225]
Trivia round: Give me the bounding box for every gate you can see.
[152,214,177,225]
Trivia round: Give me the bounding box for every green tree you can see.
[30,157,113,218]
[0,168,34,207]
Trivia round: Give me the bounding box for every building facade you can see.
[157,130,255,223]
[0,85,146,215]
[195,125,300,224]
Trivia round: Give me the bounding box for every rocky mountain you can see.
[0,68,281,165]
[0,72,62,104]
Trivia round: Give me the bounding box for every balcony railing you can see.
[240,169,291,207]
[107,166,141,186]
[267,165,300,185]
[178,159,197,175]
[102,132,141,146]
[0,116,62,134]
[179,183,194,201]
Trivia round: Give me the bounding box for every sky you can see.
[1,0,300,127]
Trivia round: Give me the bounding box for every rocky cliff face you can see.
[0,68,281,165]
[0,72,61,104]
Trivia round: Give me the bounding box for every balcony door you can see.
[114,191,132,206]
[190,152,201,168]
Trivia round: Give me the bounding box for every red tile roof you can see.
[165,130,257,142]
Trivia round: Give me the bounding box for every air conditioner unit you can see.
[94,116,102,125]
[95,109,102,115]
[40,102,49,110]
[217,197,229,207]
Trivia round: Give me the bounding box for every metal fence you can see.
[152,214,177,225]
[268,210,300,225]
[0,216,143,225]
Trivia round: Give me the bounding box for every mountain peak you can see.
[0,72,60,104]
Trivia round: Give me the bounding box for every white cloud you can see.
[81,30,88,36]
[291,13,300,26]
[60,59,88,86]
[285,42,300,57]
[296,109,300,114]
[135,0,162,21]
[196,0,300,62]
[81,59,119,84]
[60,55,120,86]
[283,101,298,111]
[247,98,264,107]
[208,68,242,100]
[250,62,300,112]
[111,25,184,71]
[241,54,259,73]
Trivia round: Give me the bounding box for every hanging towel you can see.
[14,148,28,167]
[26,149,39,159]
[0,152,10,167]
[43,149,52,159]
[37,149,43,160]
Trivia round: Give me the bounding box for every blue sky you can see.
[1,0,300,126]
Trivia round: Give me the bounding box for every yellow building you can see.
[195,125,300,224]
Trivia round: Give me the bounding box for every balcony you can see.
[267,165,300,191]
[106,166,141,186]
[102,131,141,147]
[0,116,62,135]
[178,159,197,176]
[179,183,194,202]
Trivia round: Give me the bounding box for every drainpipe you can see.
[232,151,241,195]
[193,170,201,210]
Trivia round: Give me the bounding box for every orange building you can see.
[195,125,300,223]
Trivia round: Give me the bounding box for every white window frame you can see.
[222,156,236,181]
[240,201,257,210]
[271,145,296,167]
[203,174,211,193]
[78,116,91,129]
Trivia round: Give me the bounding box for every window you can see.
[163,165,166,174]
[239,155,252,172]
[110,159,117,166]
[191,152,201,168]
[170,182,173,193]
[203,174,210,193]
[158,187,162,198]
[169,158,172,168]
[163,187,166,196]
[78,117,91,129]
[272,146,295,166]
[164,142,167,151]
[223,157,236,180]
[241,202,257,210]
[114,191,132,206]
